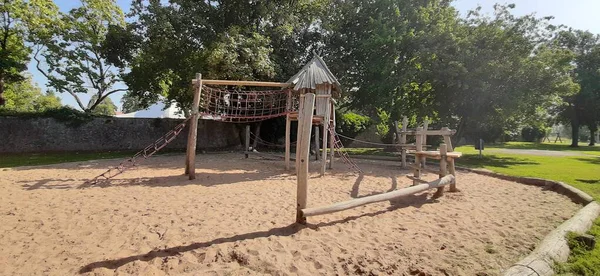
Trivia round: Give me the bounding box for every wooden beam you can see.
[328,103,335,169]
[314,126,320,161]
[400,129,456,136]
[296,93,315,224]
[192,79,291,87]
[185,73,202,180]
[301,175,455,217]
[434,143,448,197]
[321,91,331,176]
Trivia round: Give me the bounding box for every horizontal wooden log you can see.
[412,151,462,159]
[192,79,291,87]
[301,175,455,217]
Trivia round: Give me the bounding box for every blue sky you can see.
[29,0,600,111]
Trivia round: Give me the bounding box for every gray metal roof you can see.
[287,55,341,94]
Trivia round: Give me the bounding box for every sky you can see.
[28,0,600,111]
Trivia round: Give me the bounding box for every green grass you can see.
[0,151,138,168]
[557,220,600,275]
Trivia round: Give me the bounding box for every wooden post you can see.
[328,102,335,169]
[245,124,250,158]
[401,116,408,168]
[296,93,315,224]
[285,114,291,170]
[412,126,423,186]
[314,125,320,161]
[321,96,331,176]
[433,143,447,198]
[442,127,457,192]
[251,122,261,150]
[185,73,202,180]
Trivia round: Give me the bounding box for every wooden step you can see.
[406,175,428,183]
[408,164,441,175]
[410,150,462,159]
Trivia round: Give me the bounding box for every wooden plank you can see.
[321,91,331,176]
[301,175,455,217]
[328,103,335,169]
[192,79,290,87]
[406,175,428,183]
[185,73,202,180]
[434,143,448,197]
[296,93,315,224]
[413,151,463,159]
[285,115,291,171]
[400,129,456,136]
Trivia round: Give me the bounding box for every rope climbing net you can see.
[200,85,292,123]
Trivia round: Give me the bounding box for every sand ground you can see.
[0,153,581,275]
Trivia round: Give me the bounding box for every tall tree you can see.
[102,0,327,110]
[553,29,600,146]
[33,0,126,113]
[0,0,59,105]
[87,94,116,116]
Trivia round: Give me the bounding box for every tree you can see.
[553,29,600,146]
[0,0,59,105]
[33,0,126,113]
[103,0,327,110]
[87,94,116,116]
[0,76,61,112]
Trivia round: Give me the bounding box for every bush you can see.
[0,106,109,127]
[336,111,371,145]
[521,125,547,142]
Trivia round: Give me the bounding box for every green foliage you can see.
[0,77,61,112]
[33,0,126,112]
[335,111,371,145]
[0,106,105,127]
[521,126,548,142]
[0,0,59,104]
[375,108,391,142]
[557,221,600,275]
[87,95,116,116]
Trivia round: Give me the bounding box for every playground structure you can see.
[88,55,462,224]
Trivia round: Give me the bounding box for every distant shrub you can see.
[0,107,109,127]
[336,111,371,145]
[521,125,547,142]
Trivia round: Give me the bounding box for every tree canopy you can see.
[0,76,61,112]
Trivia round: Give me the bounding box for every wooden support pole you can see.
[185,73,202,180]
[251,122,261,151]
[301,175,455,218]
[422,120,428,168]
[314,125,320,161]
[321,96,331,176]
[442,128,458,192]
[401,116,408,168]
[412,126,423,186]
[285,114,291,171]
[245,124,250,158]
[296,93,316,224]
[328,103,335,169]
[433,143,448,198]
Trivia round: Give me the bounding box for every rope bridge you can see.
[200,85,291,123]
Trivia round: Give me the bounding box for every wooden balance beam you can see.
[300,174,455,218]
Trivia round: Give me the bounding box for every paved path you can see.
[488,149,589,157]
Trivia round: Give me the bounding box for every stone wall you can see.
[0,117,242,153]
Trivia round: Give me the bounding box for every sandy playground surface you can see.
[0,153,581,275]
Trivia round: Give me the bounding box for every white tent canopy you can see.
[115,101,185,119]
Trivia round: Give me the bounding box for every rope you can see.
[200,85,291,123]
[334,132,399,147]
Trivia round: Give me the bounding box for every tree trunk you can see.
[589,126,597,146]
[570,119,579,147]
[0,76,5,106]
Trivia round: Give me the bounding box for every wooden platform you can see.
[410,150,463,159]
[288,112,325,125]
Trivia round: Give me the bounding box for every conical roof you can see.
[287,55,341,94]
